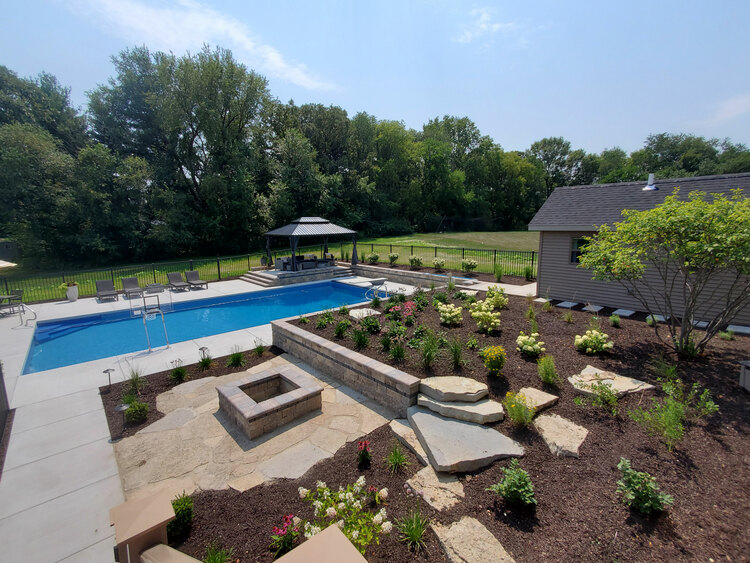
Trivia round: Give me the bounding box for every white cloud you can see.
[70,0,335,90]
[702,93,750,126]
[454,7,515,44]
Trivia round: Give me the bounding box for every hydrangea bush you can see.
[574,329,614,354]
[388,253,399,265]
[366,253,379,264]
[461,258,478,272]
[409,255,423,267]
[470,301,501,333]
[436,302,462,326]
[432,258,445,270]
[485,285,509,309]
[516,331,545,358]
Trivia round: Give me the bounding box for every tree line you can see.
[2,45,749,268]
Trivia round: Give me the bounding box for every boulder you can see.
[432,516,515,563]
[534,414,589,458]
[417,394,504,424]
[420,376,488,403]
[349,308,381,320]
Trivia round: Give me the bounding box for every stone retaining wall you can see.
[271,319,420,417]
[349,263,477,288]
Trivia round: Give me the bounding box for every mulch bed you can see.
[0,408,15,481]
[361,261,531,286]
[99,347,281,440]
[171,290,749,561]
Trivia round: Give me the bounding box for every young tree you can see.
[578,189,750,356]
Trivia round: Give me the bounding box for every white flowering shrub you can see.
[574,329,614,354]
[409,255,423,267]
[436,302,463,326]
[461,258,478,272]
[388,253,399,265]
[298,476,391,554]
[485,285,509,309]
[366,253,379,264]
[432,258,445,270]
[470,301,501,333]
[516,331,545,358]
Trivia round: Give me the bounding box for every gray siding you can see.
[537,231,750,326]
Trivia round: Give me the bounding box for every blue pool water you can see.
[23,281,370,374]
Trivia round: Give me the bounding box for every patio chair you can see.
[184,270,208,289]
[166,272,189,291]
[121,277,143,300]
[7,289,23,313]
[95,280,118,302]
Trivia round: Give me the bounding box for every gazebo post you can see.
[290,236,298,271]
[265,236,271,266]
[323,236,329,256]
[351,235,358,266]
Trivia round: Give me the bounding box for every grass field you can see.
[358,231,539,251]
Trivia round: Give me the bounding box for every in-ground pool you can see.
[23,281,370,374]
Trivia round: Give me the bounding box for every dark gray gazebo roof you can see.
[265,217,356,238]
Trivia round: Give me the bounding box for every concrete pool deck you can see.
[0,275,412,562]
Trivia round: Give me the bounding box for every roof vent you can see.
[642,173,658,191]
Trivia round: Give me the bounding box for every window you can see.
[571,238,586,263]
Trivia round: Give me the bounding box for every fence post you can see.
[2,277,8,295]
[111,268,115,283]
[531,252,536,274]
[411,245,413,256]
[217,257,221,280]
[190,259,194,270]
[493,250,497,269]
[152,264,156,283]
[462,248,465,259]
[371,243,374,252]
[434,247,437,257]
[247,254,250,270]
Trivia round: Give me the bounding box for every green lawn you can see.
[358,231,539,252]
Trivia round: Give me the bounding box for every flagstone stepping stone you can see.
[692,320,709,329]
[517,387,558,413]
[647,314,669,323]
[582,304,603,313]
[349,308,381,320]
[568,365,655,397]
[534,414,589,458]
[227,472,265,493]
[432,516,515,563]
[420,376,488,403]
[533,297,548,303]
[408,406,523,473]
[137,408,195,434]
[418,394,504,424]
[728,324,750,335]
[389,419,428,465]
[556,301,578,309]
[612,309,635,317]
[406,466,464,511]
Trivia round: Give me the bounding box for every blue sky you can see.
[2,0,749,153]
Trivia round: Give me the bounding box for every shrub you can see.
[226,346,245,367]
[203,542,234,563]
[574,329,614,354]
[609,314,621,328]
[587,381,619,415]
[269,515,300,558]
[561,310,574,323]
[370,295,381,308]
[486,459,536,506]
[357,440,372,468]
[359,315,381,334]
[466,336,479,350]
[718,329,734,340]
[503,392,535,426]
[198,354,213,371]
[167,492,194,541]
[386,441,409,473]
[447,277,456,291]
[436,302,463,326]
[388,253,399,265]
[128,367,147,396]
[524,265,534,281]
[320,310,336,325]
[125,401,149,424]
[461,258,478,272]
[389,342,406,363]
[366,253,379,264]
[409,255,423,268]
[352,329,369,349]
[298,316,310,324]
[646,314,656,326]
[396,507,429,553]
[253,342,266,357]
[470,301,501,333]
[516,331,545,358]
[453,290,467,300]
[412,290,429,311]
[525,304,536,321]
[419,329,441,370]
[334,320,351,338]
[630,397,685,450]
[447,337,465,370]
[494,266,503,282]
[338,305,349,316]
[537,355,561,387]
[170,360,187,384]
[481,345,506,375]
[485,285,509,309]
[431,291,448,305]
[542,300,552,312]
[380,333,391,351]
[616,458,673,515]
[432,257,445,270]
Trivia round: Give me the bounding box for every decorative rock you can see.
[408,406,523,473]
[227,472,264,492]
[692,320,709,329]
[556,301,578,309]
[517,387,558,413]
[727,324,750,336]
[533,297,549,303]
[349,308,381,320]
[568,365,655,397]
[406,466,464,511]
[612,309,635,317]
[582,304,603,313]
[420,376,488,403]
[418,394,504,424]
[389,419,428,465]
[534,414,589,458]
[648,314,668,323]
[432,516,515,563]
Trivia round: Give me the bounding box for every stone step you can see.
[420,376,488,403]
[407,406,523,473]
[432,517,515,563]
[517,387,559,413]
[417,394,504,424]
[388,419,428,465]
[534,414,589,458]
[568,365,655,397]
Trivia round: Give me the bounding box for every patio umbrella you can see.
[0,260,16,269]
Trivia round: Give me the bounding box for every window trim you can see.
[570,237,586,264]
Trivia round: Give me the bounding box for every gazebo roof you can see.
[265,217,356,238]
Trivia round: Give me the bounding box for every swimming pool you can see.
[23,281,370,374]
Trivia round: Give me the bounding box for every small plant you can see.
[253,340,266,357]
[269,514,301,559]
[609,314,621,328]
[370,295,381,308]
[226,346,245,367]
[380,333,392,351]
[524,265,534,281]
[431,291,448,305]
[646,314,657,326]
[359,315,381,334]
[561,310,574,323]
[485,285,509,309]
[389,342,406,363]
[481,345,507,375]
[170,359,187,384]
[412,289,429,311]
[388,252,399,265]
[718,329,735,340]
[494,265,503,282]
[588,381,619,415]
[396,507,430,553]
[453,290,467,300]
[447,276,456,291]
[503,391,535,426]
[386,441,410,473]
[352,328,369,349]
[461,258,478,272]
[436,302,463,326]
[315,316,329,329]
[167,492,194,541]
[419,329,441,370]
[298,316,310,324]
[345,251,350,261]
[128,367,147,396]
[537,355,561,387]
[357,440,372,468]
[198,353,213,371]
[630,397,685,450]
[516,331,545,358]
[574,329,614,354]
[466,335,479,350]
[525,304,536,321]
[366,252,380,264]
[338,305,350,316]
[470,301,501,333]
[320,310,336,325]
[125,400,148,424]
[486,459,537,506]
[616,458,673,515]
[334,320,351,338]
[409,255,423,268]
[203,542,234,563]
[432,257,445,270]
[542,300,552,313]
[447,337,465,370]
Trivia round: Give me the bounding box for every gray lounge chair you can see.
[121,277,143,299]
[166,272,189,291]
[184,270,208,289]
[95,280,118,301]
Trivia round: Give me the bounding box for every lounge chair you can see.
[121,277,143,299]
[184,270,208,289]
[95,280,118,301]
[166,272,189,291]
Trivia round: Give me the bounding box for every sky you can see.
[2,0,750,154]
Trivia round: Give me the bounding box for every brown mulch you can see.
[0,409,14,482]
[173,291,749,562]
[99,347,281,440]
[361,261,531,285]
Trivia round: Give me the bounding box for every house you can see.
[528,172,750,326]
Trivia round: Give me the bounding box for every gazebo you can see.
[264,217,358,272]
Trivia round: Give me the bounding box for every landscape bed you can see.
[168,288,748,562]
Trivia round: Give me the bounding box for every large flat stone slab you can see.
[389,419,428,465]
[137,407,196,434]
[556,301,578,309]
[727,324,750,335]
[407,406,523,473]
[420,376,488,403]
[418,394,504,424]
[406,466,464,511]
[534,414,589,458]
[517,387,558,413]
[612,309,635,317]
[582,305,603,313]
[568,365,655,397]
[432,516,515,563]
[349,308,381,320]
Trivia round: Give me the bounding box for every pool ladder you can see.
[142,306,170,352]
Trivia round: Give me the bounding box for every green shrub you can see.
[359,315,381,334]
[125,401,149,424]
[481,345,506,375]
[128,367,147,396]
[419,329,440,370]
[537,355,561,387]
[447,337,465,370]
[609,314,621,328]
[516,331,545,358]
[198,355,213,371]
[503,391,535,426]
[396,507,429,553]
[388,253,399,265]
[616,458,673,515]
[561,310,574,323]
[412,290,428,311]
[494,266,503,282]
[253,341,266,357]
[338,305,350,316]
[170,360,187,384]
[630,397,685,450]
[542,300,552,312]
[436,302,462,326]
[524,265,534,281]
[408,255,423,268]
[380,333,392,352]
[167,492,194,541]
[298,316,310,324]
[466,336,479,350]
[334,320,351,339]
[588,381,619,415]
[389,343,405,364]
[431,291,448,305]
[226,346,245,367]
[718,329,734,340]
[470,301,501,333]
[485,285,509,309]
[646,314,656,326]
[486,459,536,505]
[370,295,381,308]
[432,257,445,270]
[446,277,456,291]
[461,258,478,272]
[315,316,328,329]
[525,304,536,321]
[203,542,234,563]
[386,441,410,473]
[574,329,614,354]
[319,311,335,325]
[366,253,379,264]
[353,329,369,349]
